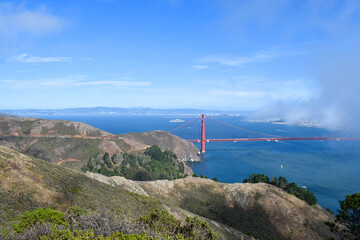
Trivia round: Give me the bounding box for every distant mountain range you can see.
[0,107,250,116]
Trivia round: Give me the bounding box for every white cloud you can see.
[0,3,63,36]
[0,78,152,88]
[8,53,72,63]
[198,53,273,66]
[74,81,152,87]
[197,49,305,67]
[191,65,208,70]
[209,90,266,97]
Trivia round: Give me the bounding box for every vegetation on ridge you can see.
[326,192,360,240]
[81,145,186,181]
[2,207,217,240]
[243,173,317,205]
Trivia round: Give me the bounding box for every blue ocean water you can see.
[33,115,360,212]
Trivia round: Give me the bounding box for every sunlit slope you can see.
[87,173,338,240]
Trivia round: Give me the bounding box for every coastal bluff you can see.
[0,116,200,168]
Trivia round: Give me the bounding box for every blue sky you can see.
[0,0,359,116]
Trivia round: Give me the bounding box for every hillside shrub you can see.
[181,216,218,240]
[138,209,181,236]
[12,207,67,233]
[243,173,317,206]
[138,208,218,240]
[6,207,217,240]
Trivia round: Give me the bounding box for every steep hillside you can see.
[0,145,248,240]
[0,145,158,223]
[86,173,338,240]
[0,145,339,239]
[0,117,200,169]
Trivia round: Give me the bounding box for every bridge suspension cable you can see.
[168,116,201,133]
[205,115,283,138]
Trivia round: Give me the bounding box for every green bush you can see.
[12,207,68,233]
[138,209,218,240]
[181,216,218,240]
[6,207,217,240]
[66,206,87,218]
[38,229,160,239]
[138,209,181,236]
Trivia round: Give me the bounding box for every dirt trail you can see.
[0,132,118,140]
[56,159,80,165]
[128,145,151,152]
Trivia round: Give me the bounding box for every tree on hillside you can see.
[243,173,317,205]
[336,193,360,239]
[243,173,270,183]
[102,152,112,168]
[144,145,163,161]
[271,176,288,189]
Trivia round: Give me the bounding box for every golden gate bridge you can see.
[169,114,360,153]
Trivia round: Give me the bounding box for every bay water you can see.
[33,115,360,212]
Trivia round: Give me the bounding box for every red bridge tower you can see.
[201,114,205,153]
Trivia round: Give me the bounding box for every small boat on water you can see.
[170,119,185,123]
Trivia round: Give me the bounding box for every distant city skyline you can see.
[1,0,359,127]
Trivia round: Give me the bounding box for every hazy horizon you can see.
[1,0,360,128]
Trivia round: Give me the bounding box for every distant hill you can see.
[0,116,110,137]
[0,107,250,116]
[0,113,18,118]
[0,116,200,171]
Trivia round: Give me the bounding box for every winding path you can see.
[56,158,80,165]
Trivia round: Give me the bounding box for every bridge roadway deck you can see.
[188,137,360,143]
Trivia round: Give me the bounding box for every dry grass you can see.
[0,145,159,229]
